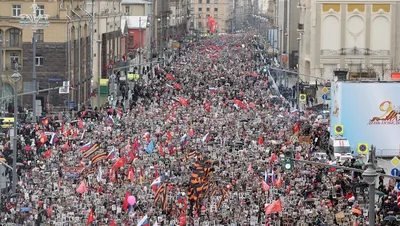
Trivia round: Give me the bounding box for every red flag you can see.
[109,219,117,226]
[264,199,283,215]
[42,118,49,126]
[109,168,117,183]
[76,180,88,194]
[204,102,211,113]
[47,205,53,218]
[269,152,277,164]
[43,148,52,159]
[167,131,173,141]
[127,150,136,163]
[174,83,182,90]
[179,96,188,106]
[78,119,84,129]
[86,209,94,226]
[39,134,48,145]
[258,136,264,145]
[293,122,300,133]
[62,141,69,152]
[132,138,139,151]
[113,157,126,169]
[122,192,131,211]
[262,181,270,192]
[166,73,174,81]
[159,143,165,157]
[127,166,135,183]
[72,130,78,137]
[178,211,187,226]
[274,175,283,189]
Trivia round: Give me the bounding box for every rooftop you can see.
[121,0,151,5]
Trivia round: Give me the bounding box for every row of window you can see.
[9,54,44,67]
[198,7,218,12]
[198,0,219,3]
[12,4,45,17]
[0,29,44,47]
[190,21,216,28]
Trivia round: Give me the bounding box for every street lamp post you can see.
[19,0,50,123]
[11,65,21,194]
[97,40,102,108]
[362,145,378,226]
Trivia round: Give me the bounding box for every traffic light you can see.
[283,150,293,170]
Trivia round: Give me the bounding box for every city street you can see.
[0,0,399,224]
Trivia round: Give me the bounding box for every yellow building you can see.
[190,0,231,33]
[0,0,122,110]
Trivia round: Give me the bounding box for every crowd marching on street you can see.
[0,33,399,226]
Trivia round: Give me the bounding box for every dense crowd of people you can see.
[0,33,398,226]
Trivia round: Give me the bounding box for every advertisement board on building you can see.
[330,82,400,156]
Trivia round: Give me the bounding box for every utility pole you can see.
[78,25,81,110]
[96,0,102,108]
[0,36,3,112]
[97,40,101,108]
[66,16,71,110]
[19,0,50,122]
[139,17,142,76]
[83,3,94,106]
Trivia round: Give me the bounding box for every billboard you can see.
[330,82,400,156]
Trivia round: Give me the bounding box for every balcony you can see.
[321,47,390,56]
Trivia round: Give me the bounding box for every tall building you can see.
[275,0,301,68]
[0,0,122,111]
[299,0,400,82]
[189,0,231,33]
[152,0,189,56]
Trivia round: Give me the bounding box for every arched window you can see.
[9,28,20,47]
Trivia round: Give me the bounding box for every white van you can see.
[329,136,351,155]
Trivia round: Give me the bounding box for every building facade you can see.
[0,0,122,111]
[122,0,152,16]
[189,0,231,33]
[299,0,400,82]
[276,0,301,68]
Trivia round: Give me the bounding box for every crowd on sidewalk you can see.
[0,33,399,226]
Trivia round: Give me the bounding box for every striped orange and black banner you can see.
[83,144,99,158]
[162,184,168,210]
[217,187,229,209]
[154,183,166,206]
[91,152,107,164]
[385,110,397,120]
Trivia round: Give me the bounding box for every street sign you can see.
[299,94,306,102]
[391,157,400,166]
[357,143,368,154]
[391,168,400,177]
[334,124,344,135]
[397,183,400,190]
[322,94,328,100]
[322,87,329,94]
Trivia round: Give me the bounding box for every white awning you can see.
[333,139,350,147]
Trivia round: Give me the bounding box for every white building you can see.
[299,0,400,82]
